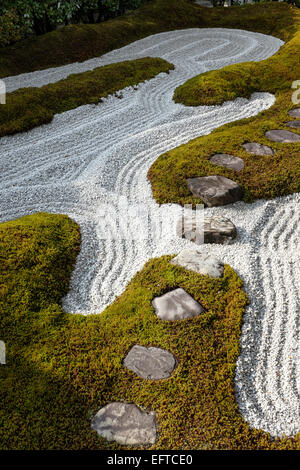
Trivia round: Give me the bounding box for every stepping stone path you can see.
[288,108,300,118]
[177,214,237,245]
[152,287,204,321]
[265,129,300,143]
[286,121,300,129]
[187,175,242,207]
[242,142,274,156]
[210,154,244,171]
[123,345,177,380]
[171,249,224,278]
[91,403,156,445]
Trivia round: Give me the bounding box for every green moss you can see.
[174,5,300,106]
[0,1,296,79]
[1,213,300,449]
[0,57,173,137]
[149,91,300,205]
[149,3,300,206]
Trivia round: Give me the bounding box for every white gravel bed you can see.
[1,29,299,437]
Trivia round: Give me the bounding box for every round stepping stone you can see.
[187,175,242,207]
[242,142,274,156]
[123,345,177,380]
[288,108,300,119]
[210,154,244,171]
[176,214,237,245]
[152,287,204,321]
[265,129,300,143]
[171,249,224,278]
[286,121,300,129]
[91,403,156,446]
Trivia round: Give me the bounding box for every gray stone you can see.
[210,154,244,171]
[171,249,224,278]
[242,142,274,156]
[176,214,237,245]
[0,341,5,365]
[288,108,300,119]
[265,129,300,143]
[152,288,204,321]
[187,175,242,207]
[123,345,176,380]
[286,121,300,129]
[91,402,156,446]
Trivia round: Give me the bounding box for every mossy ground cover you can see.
[1,213,300,450]
[0,1,296,79]
[174,5,300,106]
[145,3,300,207]
[0,57,173,137]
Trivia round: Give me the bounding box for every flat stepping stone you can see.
[176,214,237,245]
[0,341,5,365]
[242,142,274,156]
[123,345,176,380]
[187,175,242,207]
[210,154,244,171]
[152,288,204,321]
[265,129,300,143]
[288,108,300,118]
[286,121,300,129]
[171,249,224,278]
[91,403,156,446]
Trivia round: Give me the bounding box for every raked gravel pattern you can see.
[1,29,299,437]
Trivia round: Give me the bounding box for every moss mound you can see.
[174,5,300,106]
[1,213,300,449]
[149,3,300,205]
[0,1,296,79]
[0,57,173,137]
[149,91,300,205]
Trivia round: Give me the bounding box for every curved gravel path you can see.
[1,29,299,437]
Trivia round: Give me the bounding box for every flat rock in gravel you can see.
[171,249,224,278]
[265,129,300,143]
[176,214,237,244]
[187,175,242,207]
[288,108,300,118]
[123,345,176,380]
[152,288,204,321]
[210,154,244,171]
[242,142,274,155]
[286,121,300,129]
[91,403,156,445]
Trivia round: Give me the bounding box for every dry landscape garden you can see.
[0,0,300,451]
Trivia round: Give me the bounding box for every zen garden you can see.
[0,0,300,453]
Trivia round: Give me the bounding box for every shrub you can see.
[0,9,26,47]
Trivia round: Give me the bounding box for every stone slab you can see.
[187,175,242,207]
[210,154,244,171]
[265,129,300,143]
[171,249,224,278]
[152,287,204,321]
[288,108,300,118]
[123,345,177,380]
[242,142,274,156]
[176,215,237,245]
[91,402,156,445]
